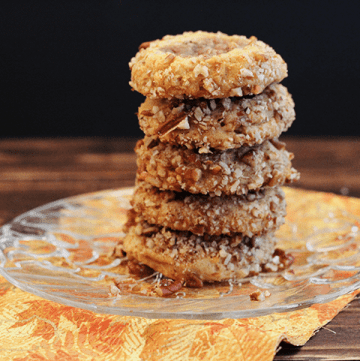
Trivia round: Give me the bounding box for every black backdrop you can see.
[1,0,360,138]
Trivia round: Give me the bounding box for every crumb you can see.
[264,290,271,297]
[109,284,121,296]
[250,289,266,301]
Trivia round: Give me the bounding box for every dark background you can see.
[1,0,360,139]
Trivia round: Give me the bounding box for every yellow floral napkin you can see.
[0,277,358,360]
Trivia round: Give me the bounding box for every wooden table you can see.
[0,137,359,360]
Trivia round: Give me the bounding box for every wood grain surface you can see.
[0,136,359,360]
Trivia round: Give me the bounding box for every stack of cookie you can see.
[123,31,299,286]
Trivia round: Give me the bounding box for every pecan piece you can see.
[210,165,222,174]
[250,289,265,302]
[141,226,160,236]
[274,248,295,269]
[254,53,268,62]
[274,110,283,121]
[165,53,176,62]
[248,36,257,45]
[183,168,202,182]
[250,289,270,301]
[241,150,256,167]
[156,113,188,136]
[252,85,263,94]
[140,110,154,117]
[137,171,148,181]
[139,41,152,50]
[184,273,204,288]
[270,138,286,150]
[236,110,246,117]
[144,137,160,149]
[154,279,184,297]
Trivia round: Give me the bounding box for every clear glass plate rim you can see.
[0,187,359,320]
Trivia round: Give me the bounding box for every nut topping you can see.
[154,279,184,297]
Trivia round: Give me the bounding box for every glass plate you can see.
[0,187,359,320]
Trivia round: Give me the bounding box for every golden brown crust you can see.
[123,212,282,283]
[138,84,295,151]
[123,31,297,284]
[129,31,287,99]
[136,137,300,196]
[133,181,286,236]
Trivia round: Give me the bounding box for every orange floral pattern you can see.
[0,275,357,360]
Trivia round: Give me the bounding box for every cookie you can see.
[123,210,283,283]
[132,181,286,236]
[136,137,299,196]
[129,31,287,99]
[138,83,295,151]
